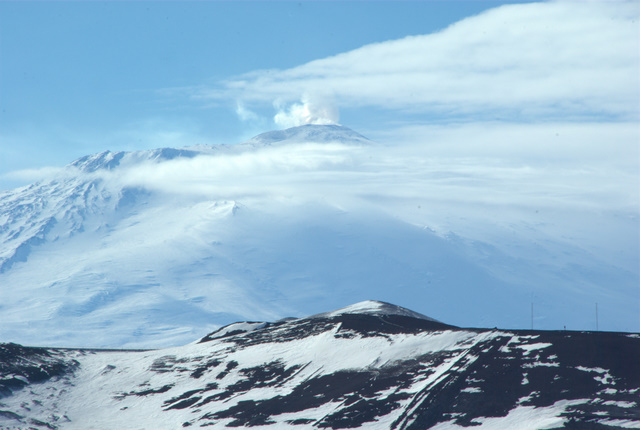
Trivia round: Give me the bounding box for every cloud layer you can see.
[91,122,637,329]
[209,1,638,122]
[110,122,637,224]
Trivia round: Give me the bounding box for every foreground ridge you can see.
[1,302,639,429]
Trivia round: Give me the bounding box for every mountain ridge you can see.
[0,301,638,429]
[61,124,370,175]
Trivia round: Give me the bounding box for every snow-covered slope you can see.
[0,124,638,347]
[0,302,638,430]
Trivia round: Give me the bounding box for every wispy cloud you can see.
[235,102,262,123]
[78,119,632,297]
[203,1,638,123]
[112,122,637,216]
[94,118,636,301]
[0,166,68,186]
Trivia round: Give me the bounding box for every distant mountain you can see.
[241,124,372,146]
[0,124,637,348]
[0,301,638,429]
[0,124,367,274]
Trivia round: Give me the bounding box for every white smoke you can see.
[274,95,339,128]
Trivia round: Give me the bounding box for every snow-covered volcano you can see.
[241,124,371,146]
[0,301,638,429]
[0,124,637,347]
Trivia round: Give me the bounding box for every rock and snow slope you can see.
[0,124,638,347]
[0,301,638,429]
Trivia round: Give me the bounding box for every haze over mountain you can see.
[0,124,638,348]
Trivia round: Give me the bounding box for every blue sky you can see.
[0,1,638,190]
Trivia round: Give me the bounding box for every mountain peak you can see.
[197,301,449,344]
[70,150,126,173]
[242,124,371,146]
[308,300,442,322]
[69,147,201,174]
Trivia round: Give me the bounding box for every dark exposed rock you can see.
[0,343,79,399]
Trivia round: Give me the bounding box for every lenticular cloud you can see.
[216,1,639,122]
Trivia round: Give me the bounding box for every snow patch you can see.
[429,399,590,430]
[602,400,637,408]
[597,419,640,429]
[576,366,615,385]
[523,361,560,368]
[199,321,268,342]
[516,342,553,355]
[461,386,482,393]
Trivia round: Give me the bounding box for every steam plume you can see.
[274,95,339,128]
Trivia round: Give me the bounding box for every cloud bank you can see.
[210,1,638,123]
[96,121,637,294]
[113,122,638,218]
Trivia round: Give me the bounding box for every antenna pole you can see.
[596,303,599,331]
[531,302,533,330]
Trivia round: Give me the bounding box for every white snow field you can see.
[0,124,638,347]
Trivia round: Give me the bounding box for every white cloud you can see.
[117,142,354,200]
[371,121,640,167]
[207,1,639,122]
[112,121,637,217]
[95,119,636,281]
[235,102,261,123]
[0,166,68,185]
